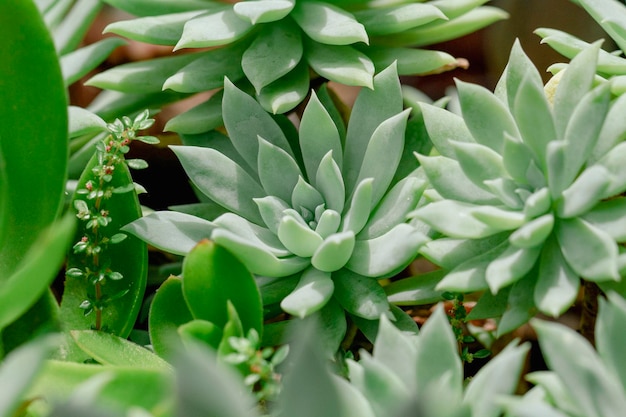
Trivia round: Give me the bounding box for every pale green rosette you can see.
[411,40,626,334]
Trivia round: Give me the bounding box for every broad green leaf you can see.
[291,176,325,213]
[254,196,290,235]
[451,140,510,191]
[523,187,552,219]
[102,0,214,17]
[354,3,445,35]
[0,0,68,277]
[385,269,447,305]
[363,45,456,75]
[557,165,610,219]
[123,211,215,255]
[305,41,374,88]
[509,213,554,248]
[148,276,194,359]
[412,200,502,239]
[68,106,106,139]
[505,39,546,118]
[311,231,356,272]
[316,152,346,214]
[596,142,626,198]
[332,375,377,417]
[333,269,388,319]
[280,267,334,318]
[62,38,126,85]
[233,0,294,24]
[257,60,310,114]
[242,20,302,92]
[583,197,626,242]
[53,0,102,55]
[456,79,520,153]
[578,0,626,53]
[306,298,347,358]
[534,236,579,317]
[291,1,368,45]
[175,7,253,50]
[300,91,343,183]
[556,217,619,281]
[470,205,526,231]
[592,93,626,163]
[70,330,171,370]
[86,52,200,93]
[346,224,428,277]
[104,11,204,46]
[341,178,373,235]
[179,319,223,351]
[485,244,541,294]
[257,136,303,203]
[502,133,534,184]
[596,294,626,394]
[171,145,266,225]
[466,286,510,320]
[372,314,417,389]
[163,43,248,93]
[164,91,223,134]
[315,209,341,239]
[419,103,474,158]
[498,273,538,336]
[420,232,509,270]
[278,216,323,257]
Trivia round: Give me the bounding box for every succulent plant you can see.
[410,40,626,335]
[125,64,428,341]
[88,0,507,130]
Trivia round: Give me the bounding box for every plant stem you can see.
[579,280,601,346]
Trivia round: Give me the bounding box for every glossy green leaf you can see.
[583,197,626,242]
[534,236,579,317]
[104,11,204,46]
[354,3,445,36]
[62,37,126,85]
[242,20,302,92]
[333,269,388,319]
[291,1,367,45]
[182,239,263,336]
[148,276,194,359]
[280,267,334,318]
[172,145,266,225]
[257,136,302,203]
[175,7,253,50]
[123,211,215,255]
[233,0,294,24]
[311,231,355,272]
[346,224,428,277]
[305,41,374,88]
[486,244,541,294]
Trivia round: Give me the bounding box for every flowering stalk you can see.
[65,110,158,331]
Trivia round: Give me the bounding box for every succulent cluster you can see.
[89,0,506,130]
[411,40,626,334]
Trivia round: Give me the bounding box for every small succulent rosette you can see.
[126,64,428,327]
[90,0,506,126]
[410,40,626,334]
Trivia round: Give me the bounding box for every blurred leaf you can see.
[62,37,126,85]
[291,2,368,45]
[103,0,213,17]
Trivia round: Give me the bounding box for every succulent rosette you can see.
[88,0,506,130]
[410,40,626,334]
[126,64,428,327]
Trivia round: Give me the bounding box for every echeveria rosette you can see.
[125,64,428,330]
[90,0,507,129]
[410,40,626,334]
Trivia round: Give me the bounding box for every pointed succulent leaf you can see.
[257,60,310,114]
[222,78,294,170]
[280,267,334,318]
[485,244,541,294]
[470,205,527,231]
[62,37,127,85]
[103,11,204,46]
[502,133,534,184]
[102,0,214,16]
[498,274,538,336]
[213,212,289,257]
[342,178,373,235]
[372,314,418,390]
[577,0,626,52]
[594,141,626,199]
[291,1,368,45]
[557,165,611,219]
[556,217,620,281]
[412,200,503,239]
[315,209,341,239]
[242,21,302,92]
[123,211,214,256]
[509,213,554,248]
[546,140,570,199]
[355,109,411,207]
[233,0,294,24]
[178,319,223,351]
[505,39,545,113]
[418,103,474,158]
[277,216,324,258]
[257,136,302,203]
[346,224,428,277]
[212,228,310,277]
[300,91,343,183]
[305,41,374,88]
[363,45,457,75]
[534,236,579,317]
[171,146,266,225]
[596,294,626,393]
[582,198,626,242]
[466,286,510,321]
[175,7,253,50]
[333,269,388,320]
[483,178,524,209]
[164,91,223,134]
[451,140,510,191]
[420,232,509,270]
[385,269,447,305]
[523,187,552,219]
[354,3,446,36]
[315,151,345,214]
[456,79,520,153]
[592,93,626,163]
[291,176,325,214]
[68,106,106,139]
[311,231,355,272]
[254,196,291,234]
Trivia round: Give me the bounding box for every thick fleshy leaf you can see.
[364,45,456,75]
[557,165,611,219]
[333,269,388,319]
[164,91,223,134]
[556,218,619,281]
[509,214,554,248]
[596,294,626,393]
[451,140,510,191]
[172,145,266,225]
[305,41,374,88]
[178,319,223,351]
[577,0,626,53]
[385,269,447,305]
[315,209,341,239]
[419,103,474,158]
[300,91,343,183]
[257,136,302,203]
[346,224,428,277]
[101,0,213,17]
[257,60,310,114]
[62,38,126,85]
[354,3,445,36]
[233,0,294,24]
[291,1,368,45]
[505,39,545,113]
[523,187,552,219]
[485,244,541,294]
[68,106,106,139]
[470,205,527,231]
[355,109,411,207]
[456,79,519,153]
[311,231,355,272]
[254,196,290,234]
[341,178,373,235]
[502,133,534,184]
[291,176,325,214]
[163,43,248,93]
[242,21,302,92]
[594,141,626,199]
[372,314,417,390]
[344,63,402,192]
[280,267,334,318]
[583,198,626,242]
[466,287,510,321]
[123,211,214,255]
[315,152,345,214]
[213,212,289,257]
[420,232,509,270]
[592,93,626,163]
[412,200,502,239]
[103,11,204,45]
[277,216,323,257]
[175,7,253,50]
[534,236,579,317]
[498,273,538,336]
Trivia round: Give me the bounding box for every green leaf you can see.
[68,106,107,139]
[502,133,534,184]
[385,269,448,306]
[592,93,626,163]
[62,38,126,85]
[305,41,374,88]
[291,176,325,213]
[233,0,294,24]
[315,152,346,214]
[364,45,457,75]
[280,267,334,318]
[341,178,373,235]
[333,269,388,320]
[102,0,214,17]
[103,11,204,46]
[175,6,253,50]
[420,232,509,270]
[596,142,626,198]
[557,165,611,219]
[53,0,103,55]
[509,213,554,248]
[70,330,171,370]
[311,231,356,272]
[277,215,323,258]
[182,239,263,336]
[372,314,418,390]
[346,224,428,278]
[466,287,510,320]
[412,200,502,239]
[583,197,626,242]
[419,102,474,158]
[451,140,510,192]
[242,20,302,92]
[291,1,368,45]
[596,293,626,394]
[178,319,223,351]
[498,273,538,336]
[257,59,310,114]
[257,136,303,203]
[577,0,626,53]
[485,244,541,294]
[354,3,445,36]
[0,0,68,278]
[164,91,223,134]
